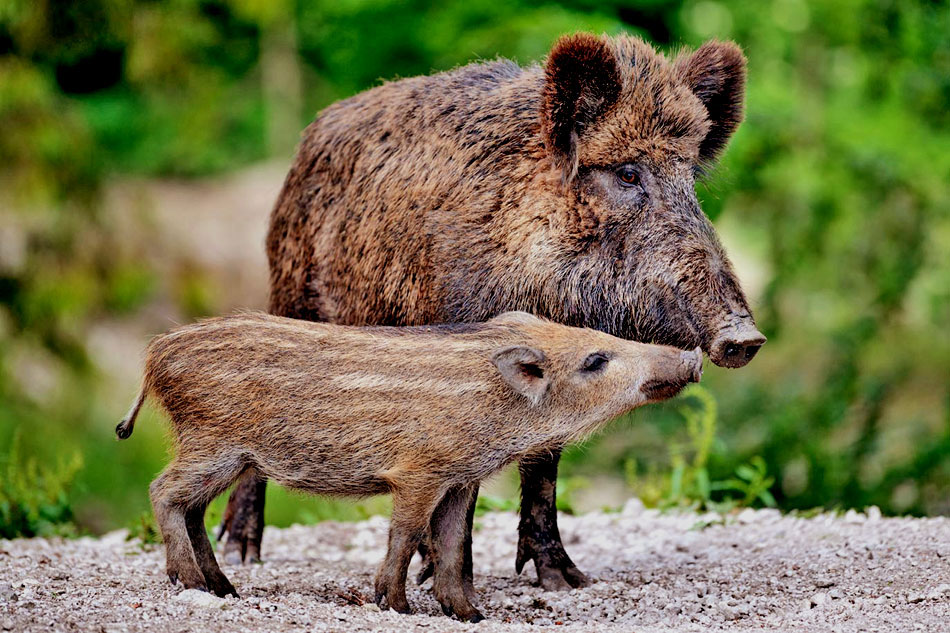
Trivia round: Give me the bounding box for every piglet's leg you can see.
[517,449,591,590]
[186,505,238,598]
[375,488,440,614]
[150,466,208,592]
[415,481,478,602]
[430,484,484,623]
[461,484,477,602]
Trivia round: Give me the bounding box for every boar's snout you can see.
[708,317,766,369]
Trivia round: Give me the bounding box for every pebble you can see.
[0,583,16,603]
[172,589,227,608]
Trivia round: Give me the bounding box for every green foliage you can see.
[127,510,161,545]
[0,431,82,538]
[475,494,519,515]
[621,386,776,512]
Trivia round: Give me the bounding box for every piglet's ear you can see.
[492,346,550,406]
[675,40,746,163]
[541,33,622,181]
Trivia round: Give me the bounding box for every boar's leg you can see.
[219,471,266,565]
[150,465,209,592]
[375,487,442,614]
[517,449,591,590]
[415,482,478,602]
[429,484,483,622]
[185,505,238,598]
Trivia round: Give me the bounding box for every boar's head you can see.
[529,34,765,368]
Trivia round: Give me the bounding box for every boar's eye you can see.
[615,165,640,187]
[581,352,609,373]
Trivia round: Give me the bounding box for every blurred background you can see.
[1,0,948,538]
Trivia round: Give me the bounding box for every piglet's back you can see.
[143,312,516,439]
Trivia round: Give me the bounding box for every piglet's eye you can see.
[616,165,639,187]
[581,353,609,373]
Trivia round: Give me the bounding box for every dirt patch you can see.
[2,502,949,632]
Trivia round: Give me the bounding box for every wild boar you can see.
[224,32,764,591]
[117,311,702,621]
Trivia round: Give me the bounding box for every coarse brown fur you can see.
[119,311,701,621]
[228,33,764,588]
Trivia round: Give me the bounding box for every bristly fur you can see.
[674,40,747,164]
[541,33,622,182]
[266,33,757,357]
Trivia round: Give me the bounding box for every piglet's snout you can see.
[638,346,703,401]
[684,347,703,383]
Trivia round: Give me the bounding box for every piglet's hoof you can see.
[206,575,239,598]
[374,588,412,614]
[440,602,485,623]
[168,570,208,593]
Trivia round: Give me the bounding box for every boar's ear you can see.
[541,33,622,181]
[675,40,746,163]
[492,346,550,405]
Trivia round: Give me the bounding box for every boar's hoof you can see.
[516,536,590,591]
[221,532,262,566]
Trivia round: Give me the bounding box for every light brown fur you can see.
[120,311,700,620]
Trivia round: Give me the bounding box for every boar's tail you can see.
[115,384,147,440]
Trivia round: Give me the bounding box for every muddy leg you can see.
[416,481,478,602]
[430,485,483,622]
[461,485,477,603]
[186,505,238,598]
[516,449,590,590]
[375,489,440,614]
[150,467,207,592]
[219,471,266,565]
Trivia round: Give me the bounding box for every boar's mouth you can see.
[640,377,691,401]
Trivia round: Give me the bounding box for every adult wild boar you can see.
[221,33,765,590]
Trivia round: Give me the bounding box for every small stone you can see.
[736,508,758,524]
[815,578,836,588]
[622,497,645,516]
[843,509,865,524]
[810,592,829,607]
[717,602,739,620]
[929,584,950,600]
[361,603,381,612]
[172,589,227,608]
[866,506,882,521]
[1,618,14,631]
[0,583,16,603]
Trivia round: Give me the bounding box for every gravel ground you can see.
[2,501,949,632]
